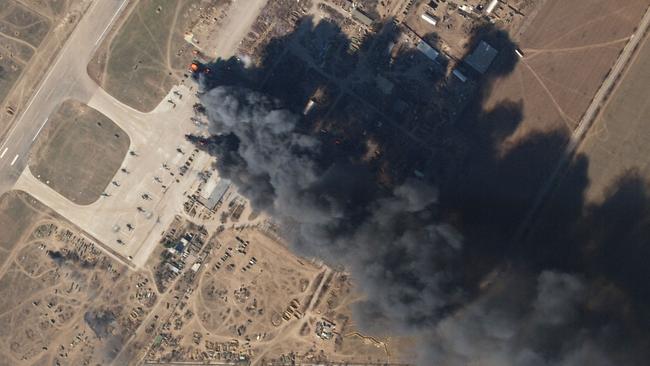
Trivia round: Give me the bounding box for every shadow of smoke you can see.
[531,169,650,316]
[188,13,650,364]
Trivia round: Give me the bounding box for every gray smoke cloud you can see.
[199,86,463,326]
[424,270,649,366]
[196,86,650,365]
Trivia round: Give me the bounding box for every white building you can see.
[421,13,438,26]
[486,0,499,14]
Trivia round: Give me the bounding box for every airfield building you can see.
[416,40,440,62]
[485,0,500,14]
[351,8,374,27]
[198,176,231,210]
[465,41,498,74]
[421,13,439,26]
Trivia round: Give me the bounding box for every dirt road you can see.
[514,5,650,242]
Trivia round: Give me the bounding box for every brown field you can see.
[0,191,48,262]
[16,0,74,19]
[0,1,50,104]
[0,191,159,365]
[29,100,130,205]
[135,224,400,365]
[577,32,650,202]
[483,0,649,144]
[194,230,320,339]
[88,0,210,112]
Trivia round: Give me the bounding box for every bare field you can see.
[0,195,159,365]
[0,0,50,103]
[138,225,403,365]
[194,230,320,338]
[578,33,650,202]
[16,0,76,19]
[484,0,650,143]
[88,0,209,112]
[0,191,45,260]
[29,100,129,205]
[519,0,647,48]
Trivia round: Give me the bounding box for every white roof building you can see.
[465,41,498,74]
[421,13,438,26]
[486,0,499,14]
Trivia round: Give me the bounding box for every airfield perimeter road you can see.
[514,5,650,243]
[0,0,129,194]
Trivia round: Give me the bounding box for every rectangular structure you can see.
[453,69,468,82]
[351,8,374,27]
[198,177,231,210]
[464,41,498,74]
[421,13,438,26]
[416,40,439,62]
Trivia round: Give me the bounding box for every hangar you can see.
[465,41,498,74]
[416,40,440,62]
[198,176,231,210]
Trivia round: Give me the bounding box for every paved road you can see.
[0,0,129,193]
[513,5,650,243]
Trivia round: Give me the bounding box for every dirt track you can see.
[484,0,650,142]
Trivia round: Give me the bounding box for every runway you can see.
[0,0,129,193]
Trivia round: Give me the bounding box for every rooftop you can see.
[416,40,440,62]
[465,41,498,74]
[198,177,231,210]
[351,8,374,27]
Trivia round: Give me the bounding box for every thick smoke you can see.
[196,86,650,365]
[424,270,650,366]
[199,87,464,329]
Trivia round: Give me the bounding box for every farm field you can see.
[483,0,650,144]
[577,32,650,202]
[28,100,130,205]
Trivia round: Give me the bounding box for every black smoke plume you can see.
[188,18,650,365]
[197,86,464,330]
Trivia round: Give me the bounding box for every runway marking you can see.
[32,117,48,141]
[0,0,129,153]
[95,0,129,46]
[10,154,18,166]
[0,147,7,159]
